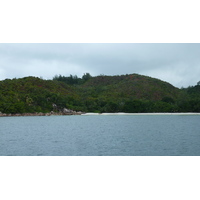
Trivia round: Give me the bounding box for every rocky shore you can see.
[0,109,85,117]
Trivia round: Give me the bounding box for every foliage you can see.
[0,73,200,114]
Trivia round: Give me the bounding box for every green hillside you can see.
[0,73,199,114]
[81,74,180,101]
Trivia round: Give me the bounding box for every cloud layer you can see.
[0,43,200,88]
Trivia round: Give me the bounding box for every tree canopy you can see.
[0,73,200,114]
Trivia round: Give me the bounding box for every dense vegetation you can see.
[0,73,200,114]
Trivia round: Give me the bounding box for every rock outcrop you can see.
[0,108,85,117]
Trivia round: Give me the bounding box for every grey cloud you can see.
[0,43,200,87]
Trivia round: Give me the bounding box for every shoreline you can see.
[82,112,200,116]
[0,111,83,117]
[0,112,200,117]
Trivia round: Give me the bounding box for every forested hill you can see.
[0,73,200,114]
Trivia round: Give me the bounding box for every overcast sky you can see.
[0,43,200,88]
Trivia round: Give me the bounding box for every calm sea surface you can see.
[0,115,200,156]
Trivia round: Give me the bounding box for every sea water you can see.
[0,115,200,156]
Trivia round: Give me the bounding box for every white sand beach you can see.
[82,112,200,116]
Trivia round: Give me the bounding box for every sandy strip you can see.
[82,112,200,116]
